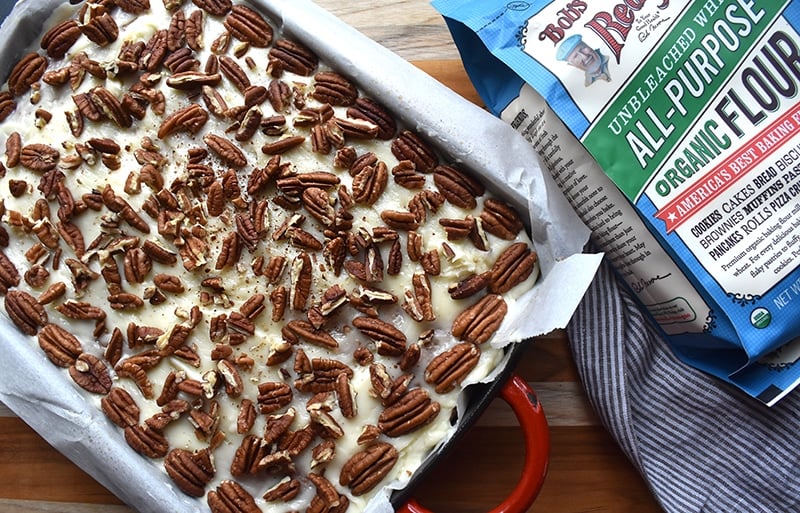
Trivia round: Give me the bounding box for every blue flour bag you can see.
[433,0,800,404]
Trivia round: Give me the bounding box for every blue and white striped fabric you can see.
[567,261,800,513]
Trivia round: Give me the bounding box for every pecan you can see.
[192,0,232,16]
[0,92,15,122]
[116,0,151,13]
[347,97,397,140]
[101,387,140,428]
[165,447,215,497]
[5,290,47,335]
[123,247,152,284]
[380,209,418,231]
[237,399,256,434]
[167,70,222,92]
[264,407,296,445]
[268,39,319,77]
[451,293,508,344]
[378,387,440,437]
[481,198,525,240]
[217,359,244,396]
[24,265,49,288]
[391,130,438,173]
[54,299,105,322]
[263,477,300,502]
[5,131,21,167]
[409,190,445,224]
[235,106,262,141]
[158,103,209,138]
[420,249,441,276]
[81,12,119,46]
[69,352,112,394]
[108,293,144,311]
[489,242,538,293]
[37,323,82,367]
[334,116,379,140]
[284,319,338,349]
[301,187,335,227]
[335,372,357,419]
[290,251,312,311]
[154,273,185,293]
[20,144,59,172]
[224,4,273,47]
[308,472,341,510]
[105,327,124,367]
[40,19,81,59]
[369,363,412,406]
[261,135,305,155]
[230,434,270,476]
[204,133,247,168]
[449,272,491,300]
[257,381,293,414]
[141,29,169,72]
[339,442,399,495]
[8,53,47,97]
[90,86,132,128]
[312,71,358,106]
[352,161,388,205]
[167,10,185,51]
[403,271,435,322]
[425,342,480,394]
[124,424,169,459]
[295,355,354,394]
[433,164,485,209]
[141,240,178,265]
[186,9,204,51]
[352,316,407,357]
[218,55,250,92]
[0,250,20,292]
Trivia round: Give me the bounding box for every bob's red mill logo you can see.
[536,0,671,63]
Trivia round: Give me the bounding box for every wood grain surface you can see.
[0,1,664,512]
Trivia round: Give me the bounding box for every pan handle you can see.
[398,374,550,513]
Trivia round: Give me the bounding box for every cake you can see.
[0,0,539,511]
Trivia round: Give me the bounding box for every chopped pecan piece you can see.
[262,477,300,502]
[340,442,399,495]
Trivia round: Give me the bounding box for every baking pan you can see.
[0,0,592,511]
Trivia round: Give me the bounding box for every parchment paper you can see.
[0,1,601,512]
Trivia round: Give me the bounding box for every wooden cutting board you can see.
[0,2,664,512]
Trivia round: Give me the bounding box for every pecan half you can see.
[37,323,82,367]
[489,242,538,294]
[312,71,358,106]
[347,97,397,140]
[69,352,112,394]
[124,424,169,459]
[20,144,60,173]
[0,250,20,292]
[451,293,508,345]
[158,104,209,138]
[40,19,82,59]
[224,4,273,47]
[8,53,47,97]
[481,198,525,240]
[263,477,300,502]
[391,130,438,173]
[207,480,259,513]
[378,387,440,437]
[284,319,338,349]
[101,387,140,428]
[352,161,388,205]
[5,290,47,335]
[257,381,293,414]
[339,442,398,495]
[352,316,406,357]
[268,39,318,77]
[433,164,485,209]
[81,11,119,46]
[193,0,232,17]
[165,448,216,497]
[424,342,481,394]
[204,133,247,168]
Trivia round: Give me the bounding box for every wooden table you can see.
[0,1,665,512]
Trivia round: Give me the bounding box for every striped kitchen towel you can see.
[568,261,800,513]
